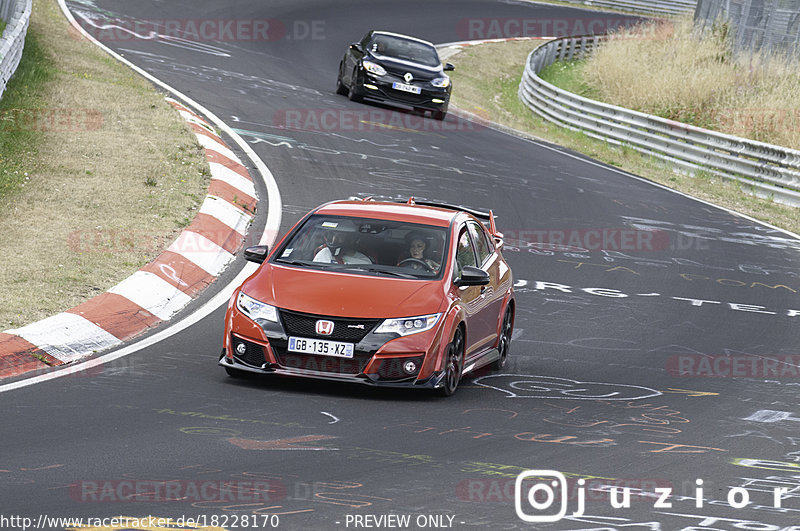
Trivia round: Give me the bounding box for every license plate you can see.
[392,82,421,94]
[288,337,354,358]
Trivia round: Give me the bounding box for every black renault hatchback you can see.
[336,31,454,121]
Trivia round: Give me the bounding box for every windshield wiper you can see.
[274,258,319,267]
[339,266,419,279]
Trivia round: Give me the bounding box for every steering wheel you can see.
[398,258,435,272]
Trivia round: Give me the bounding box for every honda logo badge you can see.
[316,320,334,336]
[404,72,413,83]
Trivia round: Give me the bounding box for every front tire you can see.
[433,102,449,121]
[348,69,362,102]
[491,306,513,370]
[437,327,464,397]
[335,63,348,95]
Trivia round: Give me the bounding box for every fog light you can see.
[365,84,378,90]
[236,342,247,355]
[403,360,418,374]
[432,98,445,103]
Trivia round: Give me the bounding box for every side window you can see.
[467,221,492,266]
[455,228,477,275]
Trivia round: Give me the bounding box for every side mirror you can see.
[243,245,269,264]
[350,42,363,53]
[455,266,490,287]
[443,63,455,72]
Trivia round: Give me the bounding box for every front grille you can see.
[279,310,380,343]
[384,67,434,82]
[231,336,266,367]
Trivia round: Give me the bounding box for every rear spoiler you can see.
[352,194,492,221]
[352,194,504,245]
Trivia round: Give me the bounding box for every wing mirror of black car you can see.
[243,245,269,264]
[455,266,490,287]
[443,63,455,72]
[350,42,363,53]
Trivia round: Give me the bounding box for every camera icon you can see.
[514,470,568,522]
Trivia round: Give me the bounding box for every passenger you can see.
[313,229,372,265]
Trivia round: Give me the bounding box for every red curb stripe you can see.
[189,122,223,143]
[0,333,59,378]
[167,100,208,125]
[208,179,257,214]
[66,293,162,342]
[206,150,251,180]
[186,213,247,255]
[140,250,216,297]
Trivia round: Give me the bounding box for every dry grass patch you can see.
[584,17,800,148]
[0,0,210,329]
[448,39,800,236]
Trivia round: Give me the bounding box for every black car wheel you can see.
[335,62,348,95]
[491,306,513,370]
[433,105,448,121]
[347,68,362,102]
[438,327,464,397]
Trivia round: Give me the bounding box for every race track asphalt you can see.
[1,1,798,529]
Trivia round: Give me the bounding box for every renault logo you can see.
[316,320,334,336]
[404,72,413,83]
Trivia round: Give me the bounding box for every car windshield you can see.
[273,214,449,279]
[368,35,440,67]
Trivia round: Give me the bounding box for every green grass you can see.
[0,29,53,198]
[538,59,599,99]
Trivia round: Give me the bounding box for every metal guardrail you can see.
[518,34,800,206]
[0,0,32,100]
[557,0,697,17]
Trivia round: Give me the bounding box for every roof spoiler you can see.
[354,195,495,222]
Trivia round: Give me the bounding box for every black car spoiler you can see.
[351,195,492,221]
[350,195,502,240]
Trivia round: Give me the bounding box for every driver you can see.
[397,232,440,272]
[313,223,372,265]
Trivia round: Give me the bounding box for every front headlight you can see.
[237,292,278,323]
[431,76,450,88]
[362,60,387,76]
[375,313,442,336]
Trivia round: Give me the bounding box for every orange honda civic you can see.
[219,197,514,396]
